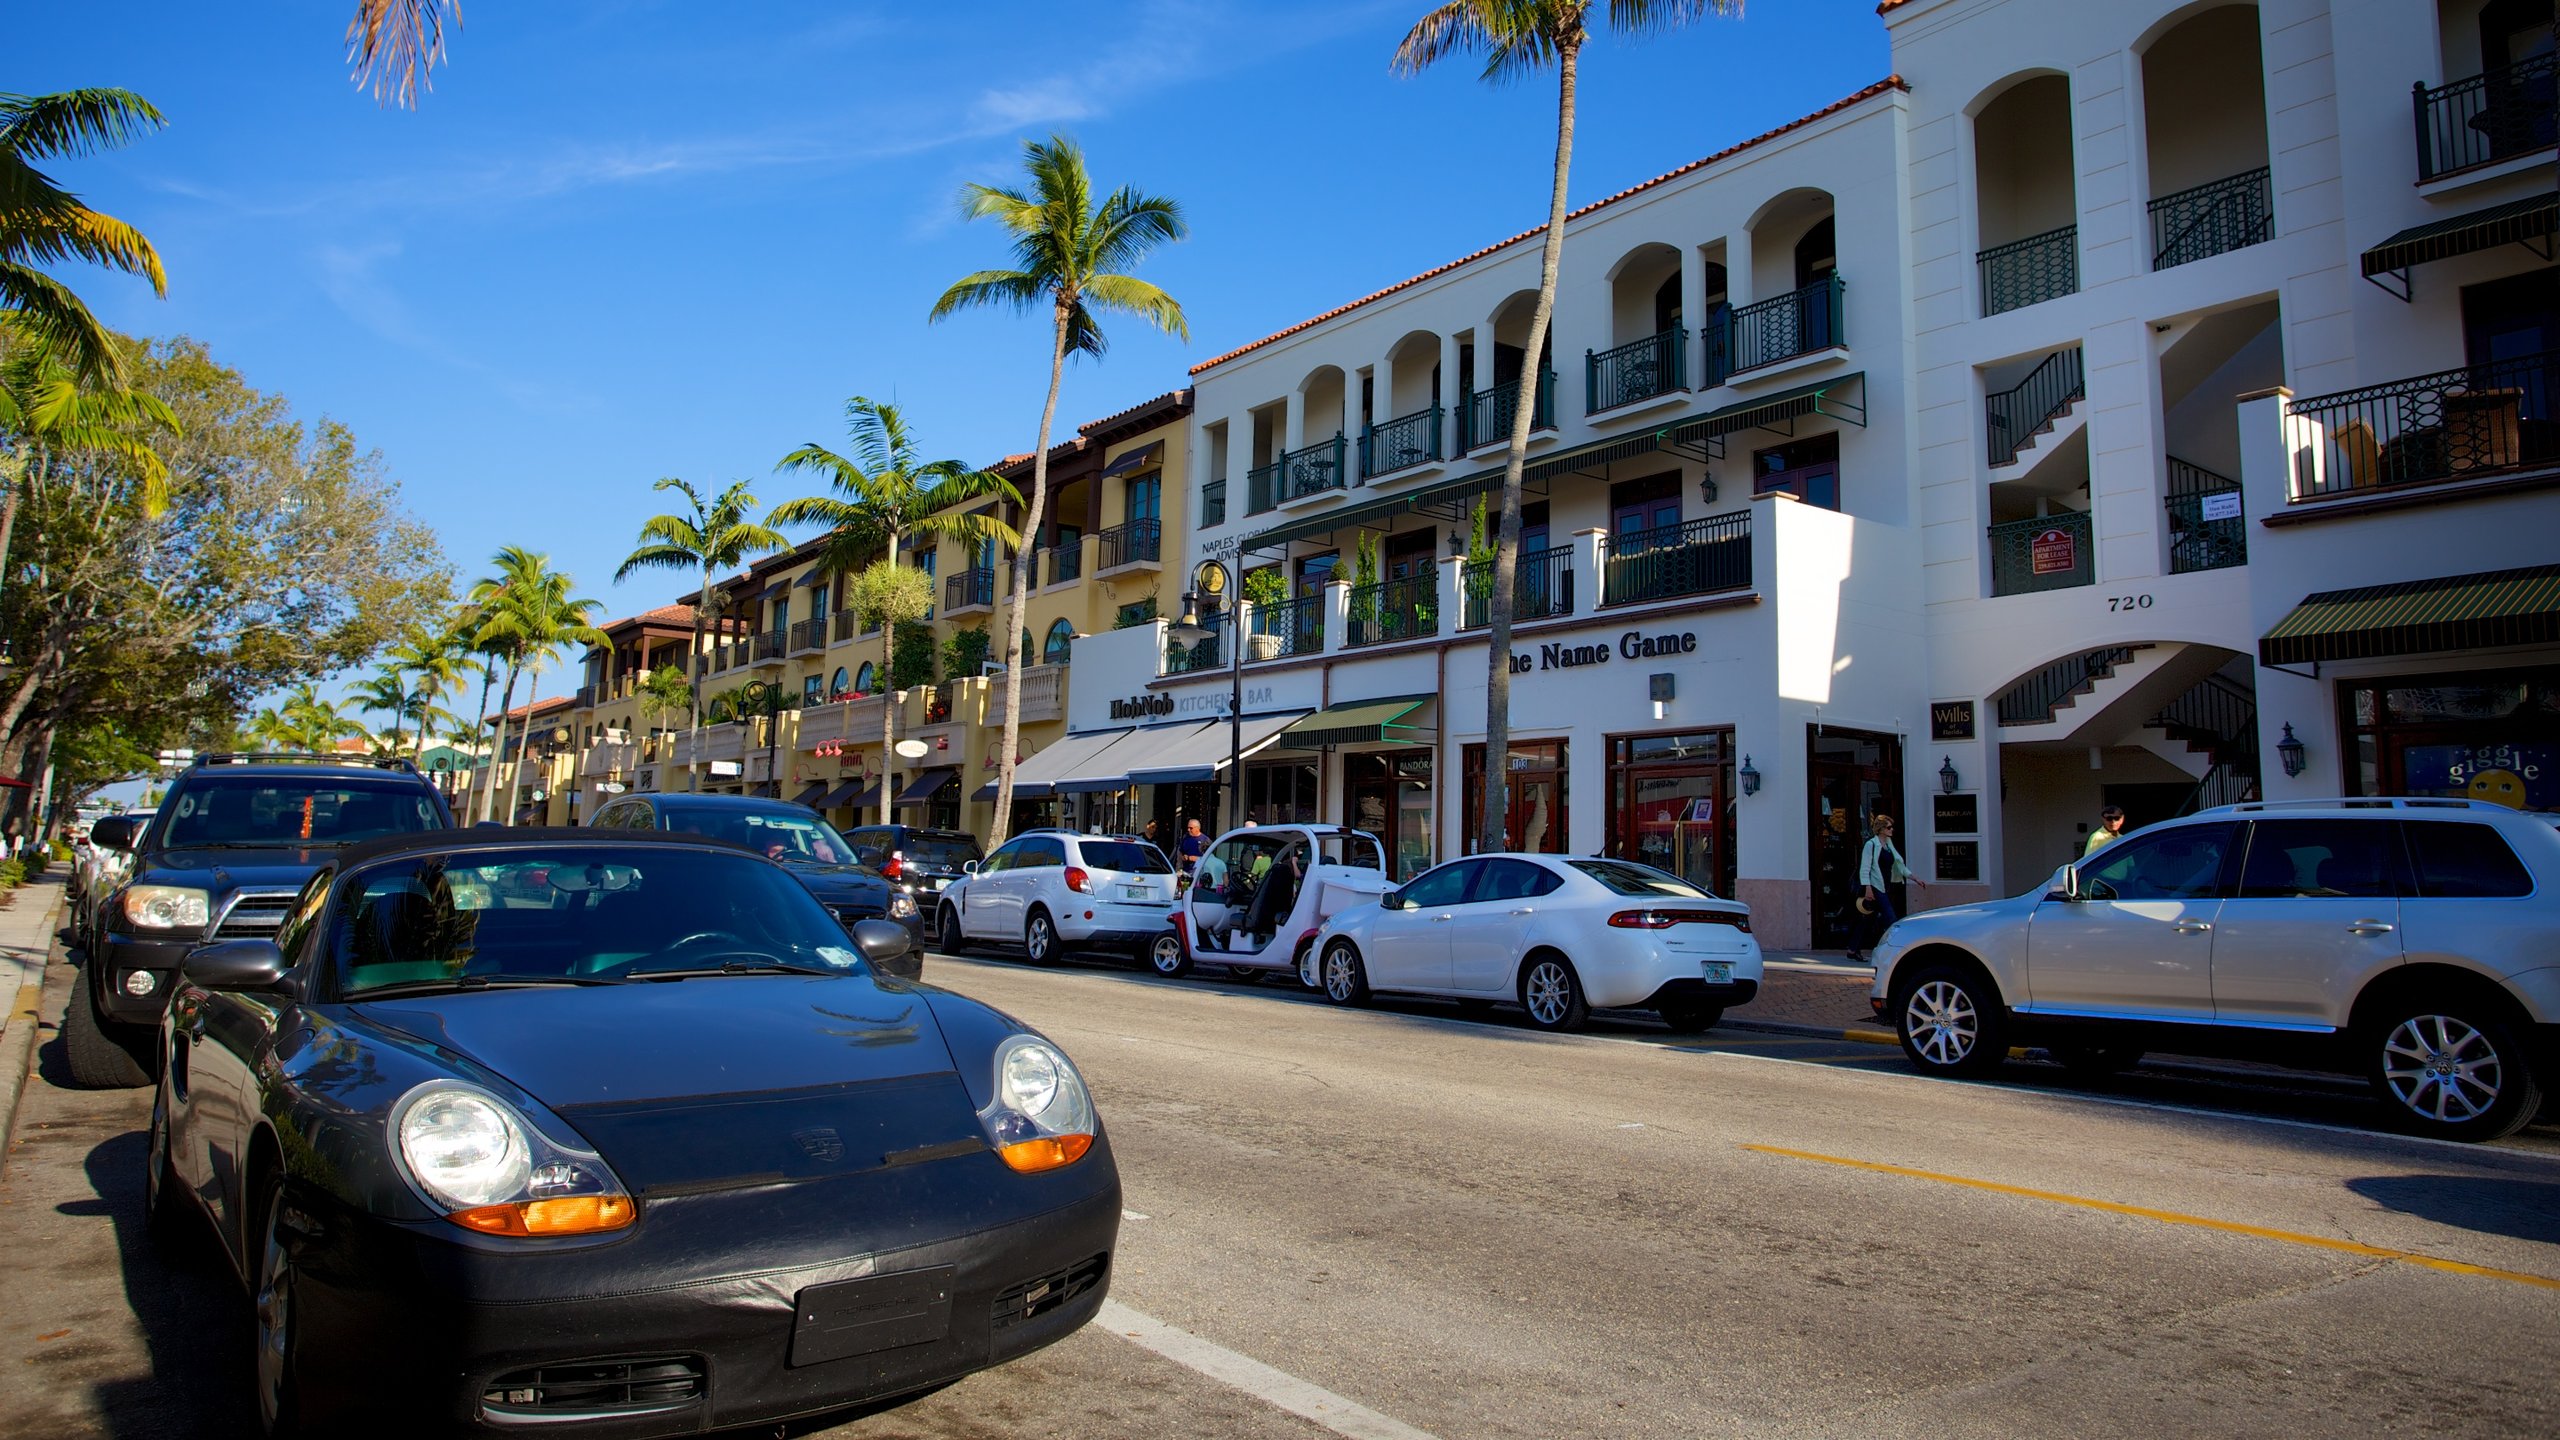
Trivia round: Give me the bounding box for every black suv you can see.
[69,753,455,1088]
[839,824,985,940]
[589,793,925,971]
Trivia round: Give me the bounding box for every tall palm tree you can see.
[256,681,365,753]
[385,622,475,761]
[1394,0,1738,852]
[345,0,461,107]
[1,89,168,387]
[615,478,786,792]
[929,135,1188,849]
[349,669,416,753]
[772,397,1020,826]
[468,549,608,823]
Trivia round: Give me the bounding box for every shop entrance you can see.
[1806,726,1904,948]
[1605,731,1735,895]
[1345,749,1436,882]
[2339,664,2560,809]
[1462,739,1569,854]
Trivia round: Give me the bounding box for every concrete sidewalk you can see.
[1731,954,1895,1044]
[0,871,66,1179]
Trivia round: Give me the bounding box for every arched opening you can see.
[1462,291,1558,450]
[829,666,849,698]
[1593,243,1686,413]
[1268,366,1353,506]
[1973,73,2079,315]
[2142,6,2272,270]
[854,661,875,695]
[1364,330,1449,478]
[1733,190,1842,374]
[1043,619,1074,666]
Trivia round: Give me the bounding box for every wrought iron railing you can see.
[1245,460,1281,516]
[1997,646,2137,726]
[1361,407,1444,477]
[787,618,825,653]
[1201,478,1227,527]
[832,607,859,643]
[1462,543,1576,629]
[1047,541,1082,586]
[1979,225,2078,316]
[1586,327,1687,413]
[944,567,996,611]
[1346,576,1438,647]
[753,630,786,662]
[1460,370,1557,451]
[2165,488,2247,574]
[1096,519,1161,570]
[1986,347,2086,466]
[1724,275,1845,375]
[1161,613,1227,676]
[1601,514,1751,607]
[2151,673,2258,774]
[2284,348,2556,500]
[1247,594,1324,660]
[2415,54,2558,181]
[2150,167,2272,270]
[1250,436,1349,510]
[1989,511,2093,596]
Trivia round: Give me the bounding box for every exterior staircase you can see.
[1986,347,2087,474]
[2142,672,2261,813]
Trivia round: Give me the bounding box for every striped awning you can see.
[1277,695,1434,749]
[2361,193,2557,280]
[1670,372,1867,449]
[2260,563,2560,666]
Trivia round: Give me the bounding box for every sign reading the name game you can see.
[1505,628,1699,675]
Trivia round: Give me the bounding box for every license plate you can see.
[1701,961,1732,984]
[1122,886,1150,901]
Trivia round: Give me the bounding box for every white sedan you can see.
[1310,854,1762,1032]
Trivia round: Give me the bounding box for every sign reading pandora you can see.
[1505,627,1699,675]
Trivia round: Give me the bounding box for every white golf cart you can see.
[1149,824,1391,983]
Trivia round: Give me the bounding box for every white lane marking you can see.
[1099,1300,1442,1440]
[1123,1209,1151,1221]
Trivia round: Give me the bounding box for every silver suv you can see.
[1869,798,2560,1141]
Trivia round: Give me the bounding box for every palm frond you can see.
[1080,274,1189,343]
[0,260,128,386]
[928,270,1045,322]
[345,0,458,109]
[614,542,703,581]
[0,88,167,159]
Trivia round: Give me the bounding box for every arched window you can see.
[1044,619,1075,665]
[830,666,849,698]
[1022,627,1035,667]
[854,662,875,694]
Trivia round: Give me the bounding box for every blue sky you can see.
[23,0,1888,689]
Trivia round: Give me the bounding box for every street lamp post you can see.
[1168,562,1239,832]
[740,680,786,798]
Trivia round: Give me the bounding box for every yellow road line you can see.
[1741,1143,2560,1291]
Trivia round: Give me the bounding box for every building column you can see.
[1321,578,1352,656]
[1439,331,1465,451]
[1438,552,1467,638]
[1678,243,1708,380]
[1284,390,1306,454]
[1570,526,1607,615]
[1726,228,1755,308]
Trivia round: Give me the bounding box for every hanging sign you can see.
[2199,491,2243,522]
[1930,701,1976,742]
[2029,528,2078,575]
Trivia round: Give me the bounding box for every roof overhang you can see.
[2361,192,2556,302]
[2260,562,2560,667]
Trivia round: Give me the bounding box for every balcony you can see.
[2285,349,2556,502]
[832,606,866,644]
[944,567,996,614]
[1989,511,2093,596]
[1246,436,1350,514]
[1047,542,1082,587]
[1360,406,1444,479]
[787,617,826,655]
[920,684,955,726]
[2166,459,2247,574]
[573,683,599,708]
[1162,614,1227,676]
[2415,54,2558,182]
[1586,328,1687,414]
[1459,370,1558,452]
[1601,515,1751,607]
[1245,594,1323,661]
[1462,544,1576,629]
[984,663,1065,727]
[1711,274,1845,379]
[2149,167,2272,270]
[1979,226,2078,316]
[752,629,786,664]
[1987,348,2085,467]
[1202,479,1227,528]
[1096,518,1162,573]
[1347,576,1438,648]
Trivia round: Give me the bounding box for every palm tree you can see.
[614,478,786,792]
[929,135,1188,849]
[1,90,168,387]
[253,682,366,753]
[349,669,416,753]
[1394,0,1737,852]
[0,322,182,608]
[772,397,1020,826]
[345,0,461,107]
[385,622,475,761]
[468,549,607,823]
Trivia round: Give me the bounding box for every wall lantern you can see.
[1447,529,1467,557]
[1738,754,1761,797]
[2276,723,2307,779]
[1698,474,1719,506]
[1939,756,1960,794]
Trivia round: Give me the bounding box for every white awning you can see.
[1123,713,1310,786]
[1006,728,1135,797]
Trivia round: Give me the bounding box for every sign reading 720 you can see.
[2106,594,2154,612]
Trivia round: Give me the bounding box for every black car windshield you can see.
[158,778,440,849]
[1080,840,1172,875]
[1568,859,1715,899]
[899,835,981,870]
[660,806,859,866]
[330,846,863,996]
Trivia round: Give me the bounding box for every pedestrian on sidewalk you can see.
[2083,805,2128,858]
[1846,813,1922,962]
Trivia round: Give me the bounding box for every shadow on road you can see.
[2345,1174,2560,1246]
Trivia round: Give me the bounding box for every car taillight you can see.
[1064,866,1091,894]
[881,854,904,880]
[1609,909,1751,931]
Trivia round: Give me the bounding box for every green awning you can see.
[1246,432,1675,551]
[1278,695,1434,749]
[2260,563,2560,667]
[1670,372,1867,449]
[2362,193,2557,279]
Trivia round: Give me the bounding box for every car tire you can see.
[1893,962,2008,1078]
[2366,995,2543,1143]
[938,905,967,954]
[64,969,153,1090]
[1658,1000,1723,1035]
[252,1175,311,1438]
[145,1083,201,1261]
[1022,907,1058,966]
[1297,943,1323,989]
[1225,965,1264,985]
[1518,954,1589,1032]
[1146,930,1192,978]
[2047,1043,2144,1077]
[1320,940,1370,1007]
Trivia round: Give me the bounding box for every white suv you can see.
[940,830,1180,964]
[1869,798,2560,1142]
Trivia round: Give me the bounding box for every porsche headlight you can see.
[391,1082,634,1236]
[123,885,210,931]
[980,1036,1096,1174]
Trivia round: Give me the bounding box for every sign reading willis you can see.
[1506,627,1698,675]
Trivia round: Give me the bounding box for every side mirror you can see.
[89,816,138,851]
[848,917,922,981]
[2044,865,2081,903]
[1381,890,1406,911]
[184,939,295,996]
[961,860,979,875]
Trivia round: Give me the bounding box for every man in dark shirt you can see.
[1177,817,1209,878]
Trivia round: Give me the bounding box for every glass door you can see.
[1806,726,1903,947]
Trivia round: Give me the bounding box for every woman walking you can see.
[1846,813,1924,962]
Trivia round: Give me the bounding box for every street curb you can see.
[0,889,65,1183]
[1724,1017,1899,1046]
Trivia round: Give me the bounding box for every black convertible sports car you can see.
[149,828,1119,1436]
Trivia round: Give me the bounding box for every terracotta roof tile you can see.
[1189,77,1907,375]
[484,695,575,725]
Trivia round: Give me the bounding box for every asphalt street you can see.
[3,939,2556,1438]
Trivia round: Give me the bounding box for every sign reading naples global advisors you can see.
[1504,627,1699,675]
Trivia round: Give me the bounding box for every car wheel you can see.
[1225,965,1264,984]
[1022,908,1057,966]
[1518,954,1589,1032]
[1298,943,1323,989]
[938,905,967,954]
[1658,1000,1723,1035]
[1321,940,1370,1006]
[145,1084,200,1261]
[2047,1043,2144,1077]
[63,968,152,1090]
[252,1176,309,1438]
[1147,931,1191,978]
[2368,998,2542,1143]
[1894,963,2008,1078]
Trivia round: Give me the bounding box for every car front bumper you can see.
[288,1136,1122,1436]
[86,929,198,1026]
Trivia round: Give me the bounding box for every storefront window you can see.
[2339,665,2559,810]
[1461,740,1569,854]
[1607,730,1735,898]
[1243,761,1319,826]
[1346,750,1435,882]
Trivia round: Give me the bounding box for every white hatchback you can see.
[1312,854,1764,1032]
[940,830,1180,964]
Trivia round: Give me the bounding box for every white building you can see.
[1013,0,2556,952]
